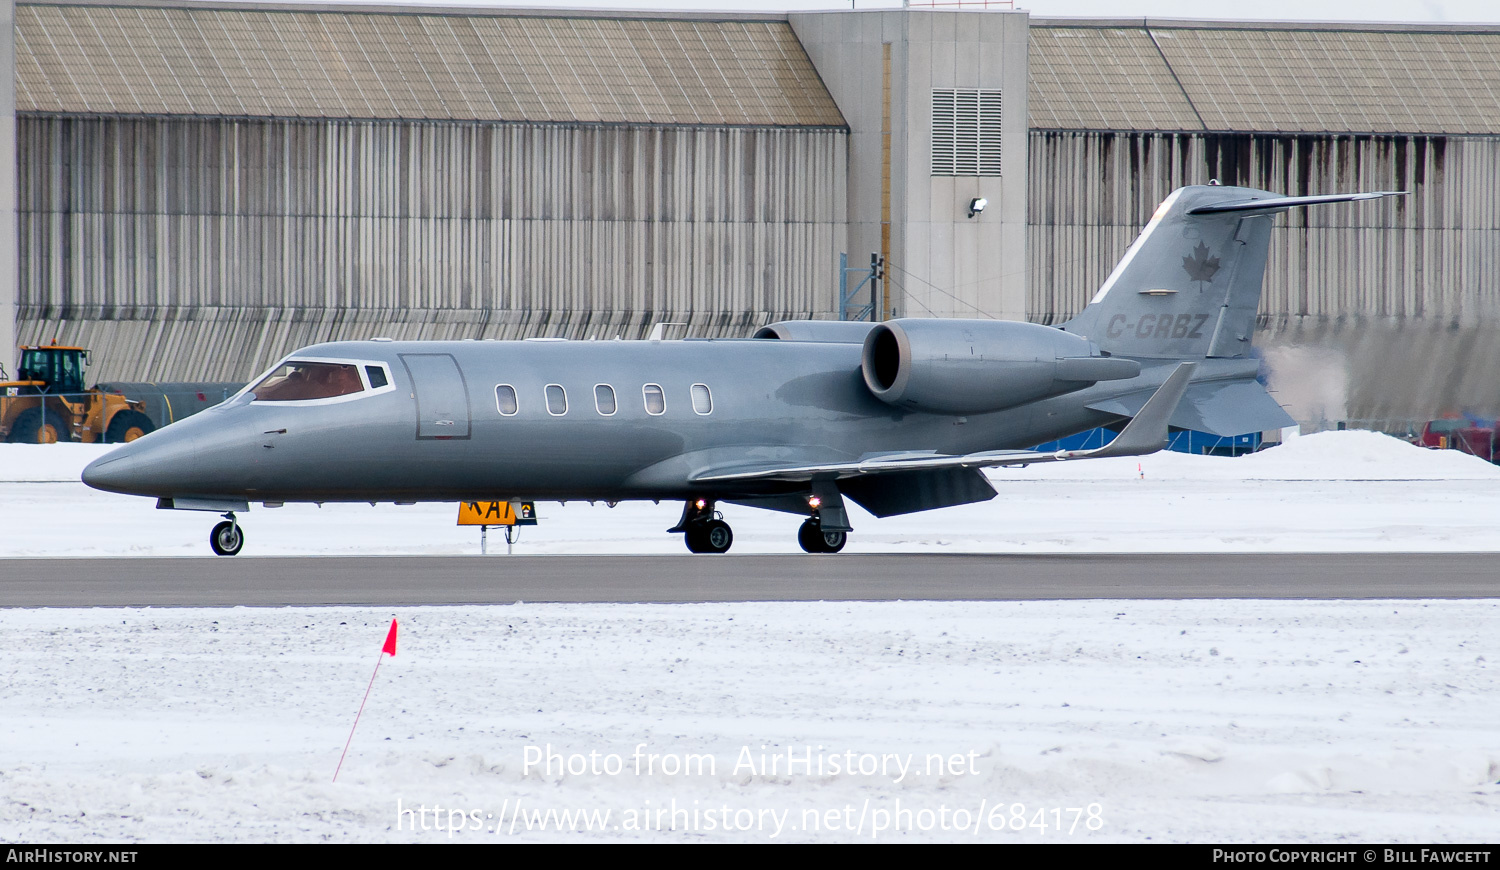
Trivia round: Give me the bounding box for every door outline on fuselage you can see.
[400,353,472,440]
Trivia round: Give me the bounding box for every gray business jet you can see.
[82,184,1401,555]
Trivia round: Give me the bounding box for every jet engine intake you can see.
[861,319,1140,414]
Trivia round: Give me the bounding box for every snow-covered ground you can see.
[2,600,1496,842]
[4,430,1500,557]
[2,432,1498,842]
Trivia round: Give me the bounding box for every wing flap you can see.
[840,468,998,518]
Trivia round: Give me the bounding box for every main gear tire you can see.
[700,519,733,554]
[798,518,847,554]
[684,519,733,554]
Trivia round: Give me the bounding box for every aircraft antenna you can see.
[647,322,687,342]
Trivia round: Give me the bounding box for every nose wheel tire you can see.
[798,518,847,554]
[684,519,733,554]
[210,520,244,556]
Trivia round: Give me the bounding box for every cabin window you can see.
[691,383,713,415]
[495,385,518,416]
[595,384,617,416]
[546,384,568,416]
[643,384,665,416]
[252,362,364,401]
[365,366,389,389]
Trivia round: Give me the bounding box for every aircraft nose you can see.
[81,426,205,497]
[82,448,152,495]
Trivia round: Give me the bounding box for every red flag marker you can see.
[334,619,399,783]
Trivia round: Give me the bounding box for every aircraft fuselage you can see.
[81,336,1199,505]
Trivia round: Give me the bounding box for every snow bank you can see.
[1,600,1495,842]
[0,443,112,482]
[1014,430,1500,481]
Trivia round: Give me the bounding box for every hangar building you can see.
[2,1,1497,423]
[1024,17,1500,423]
[5,0,851,382]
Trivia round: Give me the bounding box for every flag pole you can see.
[334,619,398,783]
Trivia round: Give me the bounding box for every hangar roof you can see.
[19,4,1499,136]
[1029,18,1500,135]
[15,0,846,126]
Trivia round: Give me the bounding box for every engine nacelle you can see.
[753,320,879,343]
[861,319,1140,414]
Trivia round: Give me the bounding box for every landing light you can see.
[695,499,707,509]
[808,495,822,509]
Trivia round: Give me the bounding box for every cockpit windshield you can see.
[251,361,364,402]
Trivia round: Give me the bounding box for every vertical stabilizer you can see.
[1062,186,1403,360]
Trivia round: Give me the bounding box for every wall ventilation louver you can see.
[932,88,1003,176]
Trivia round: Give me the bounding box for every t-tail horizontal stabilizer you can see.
[1187,191,1406,214]
[691,363,1198,485]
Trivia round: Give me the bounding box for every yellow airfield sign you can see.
[458,501,514,526]
[457,501,538,526]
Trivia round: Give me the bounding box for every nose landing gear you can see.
[669,498,733,554]
[210,512,244,556]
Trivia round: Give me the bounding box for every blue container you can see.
[1032,428,1261,457]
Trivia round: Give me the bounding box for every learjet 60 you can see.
[82,185,1401,555]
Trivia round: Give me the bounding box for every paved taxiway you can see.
[1,554,1496,606]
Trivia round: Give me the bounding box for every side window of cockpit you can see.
[545,384,568,416]
[252,362,365,401]
[365,366,389,389]
[643,384,665,416]
[496,385,518,416]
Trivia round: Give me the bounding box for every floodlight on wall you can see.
[968,197,988,218]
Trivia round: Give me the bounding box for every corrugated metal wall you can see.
[1027,130,1500,420]
[1027,130,1500,324]
[18,117,847,381]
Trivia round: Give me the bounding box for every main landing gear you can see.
[798,517,847,554]
[670,499,733,554]
[210,512,244,556]
[798,482,852,554]
[671,486,855,555]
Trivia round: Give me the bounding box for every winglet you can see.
[1066,362,1196,459]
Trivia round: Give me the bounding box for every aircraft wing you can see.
[692,362,1196,484]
